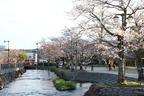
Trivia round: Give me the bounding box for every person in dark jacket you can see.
[108,63,111,71]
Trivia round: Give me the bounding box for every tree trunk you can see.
[117,9,127,83]
[118,57,125,83]
[118,35,125,83]
[70,55,74,71]
[136,59,144,81]
[137,67,144,81]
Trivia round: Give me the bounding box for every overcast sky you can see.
[0,0,73,49]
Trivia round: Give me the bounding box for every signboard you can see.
[0,45,5,48]
[0,45,5,51]
[0,49,4,51]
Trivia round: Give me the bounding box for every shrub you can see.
[37,62,56,66]
[53,78,76,91]
[51,68,57,72]
[49,62,56,66]
[37,62,48,66]
[50,68,70,74]
[51,68,61,74]
[50,68,68,80]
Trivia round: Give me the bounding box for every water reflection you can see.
[0,70,92,96]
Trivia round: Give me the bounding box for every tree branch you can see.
[101,39,118,48]
[126,0,131,9]
[90,10,119,37]
[129,6,144,15]
[100,0,124,10]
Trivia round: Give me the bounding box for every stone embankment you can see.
[64,71,136,83]
[63,71,144,96]
[0,69,26,90]
[84,84,144,96]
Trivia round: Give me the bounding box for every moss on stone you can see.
[109,80,144,87]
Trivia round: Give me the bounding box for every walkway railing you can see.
[0,63,24,75]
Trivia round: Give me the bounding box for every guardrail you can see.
[0,63,24,75]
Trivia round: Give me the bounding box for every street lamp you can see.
[4,40,10,64]
[127,15,133,23]
[113,14,133,25]
[113,15,119,23]
[36,43,39,64]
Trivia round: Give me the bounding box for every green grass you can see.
[56,68,71,72]
[112,67,138,74]
[125,69,138,73]
[53,78,76,91]
[126,66,137,70]
[51,68,70,73]
[109,80,144,87]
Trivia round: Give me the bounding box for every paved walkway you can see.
[84,67,138,79]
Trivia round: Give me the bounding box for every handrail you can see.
[0,63,24,75]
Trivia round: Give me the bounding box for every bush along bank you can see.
[38,62,56,66]
[53,78,76,91]
[51,68,76,91]
[0,69,26,90]
[50,68,70,80]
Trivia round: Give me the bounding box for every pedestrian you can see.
[108,63,111,71]
[85,64,87,69]
[113,64,116,70]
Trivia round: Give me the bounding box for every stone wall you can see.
[0,69,26,90]
[84,84,144,96]
[64,71,136,83]
[53,70,144,96]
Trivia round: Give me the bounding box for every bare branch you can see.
[90,10,118,37]
[102,0,123,10]
[129,6,144,15]
[101,39,118,48]
[126,0,131,9]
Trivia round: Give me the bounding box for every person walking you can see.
[113,64,116,70]
[108,63,111,71]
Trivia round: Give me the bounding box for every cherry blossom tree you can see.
[126,13,144,80]
[0,50,28,62]
[39,38,65,62]
[69,0,144,82]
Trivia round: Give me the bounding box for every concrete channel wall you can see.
[0,63,26,90]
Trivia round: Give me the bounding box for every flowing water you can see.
[0,70,92,96]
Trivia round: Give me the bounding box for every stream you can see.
[0,70,92,96]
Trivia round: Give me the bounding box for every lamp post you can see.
[36,43,39,65]
[4,40,10,64]
[113,12,133,82]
